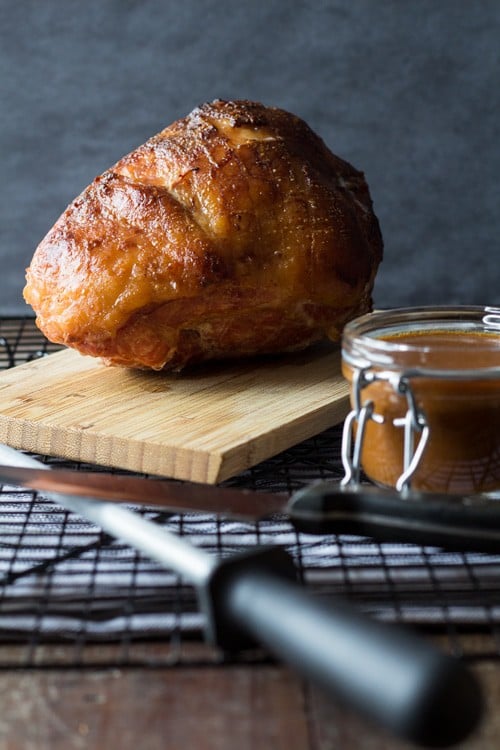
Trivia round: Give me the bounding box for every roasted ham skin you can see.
[24,99,383,370]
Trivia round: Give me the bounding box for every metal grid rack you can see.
[0,316,499,669]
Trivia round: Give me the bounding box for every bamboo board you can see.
[0,344,350,483]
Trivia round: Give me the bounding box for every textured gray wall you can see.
[1,0,499,315]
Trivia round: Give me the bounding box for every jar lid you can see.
[342,305,500,376]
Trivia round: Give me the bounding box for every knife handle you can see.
[210,547,482,748]
[288,481,500,551]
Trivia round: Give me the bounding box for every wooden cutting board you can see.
[0,344,350,483]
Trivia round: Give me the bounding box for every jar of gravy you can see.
[341,306,500,494]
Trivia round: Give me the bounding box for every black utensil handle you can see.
[289,481,500,551]
[221,563,482,748]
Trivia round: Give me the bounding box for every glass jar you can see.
[341,306,500,494]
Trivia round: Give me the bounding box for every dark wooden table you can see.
[0,646,498,749]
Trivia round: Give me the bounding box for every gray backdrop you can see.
[1,0,499,315]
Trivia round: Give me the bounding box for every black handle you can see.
[202,547,482,748]
[288,481,500,551]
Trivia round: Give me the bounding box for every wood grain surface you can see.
[0,660,496,750]
[0,343,349,482]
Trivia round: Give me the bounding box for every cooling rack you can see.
[0,316,499,669]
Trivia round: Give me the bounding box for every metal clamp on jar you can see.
[340,306,500,496]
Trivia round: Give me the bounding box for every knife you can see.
[0,442,484,747]
[0,460,499,551]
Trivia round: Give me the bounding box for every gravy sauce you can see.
[342,328,500,494]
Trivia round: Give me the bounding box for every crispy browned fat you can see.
[24,100,383,370]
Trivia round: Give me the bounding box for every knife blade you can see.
[0,460,499,551]
[0,443,483,746]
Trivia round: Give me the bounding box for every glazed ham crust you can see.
[24,99,383,370]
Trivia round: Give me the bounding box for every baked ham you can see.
[24,99,383,370]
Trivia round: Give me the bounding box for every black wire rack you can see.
[0,317,499,669]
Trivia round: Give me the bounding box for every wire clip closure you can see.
[341,367,430,491]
